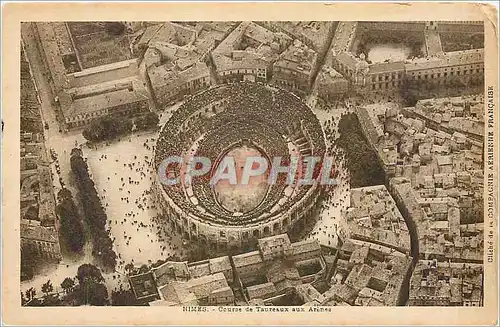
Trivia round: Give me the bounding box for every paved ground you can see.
[85,131,185,268]
[303,102,352,248]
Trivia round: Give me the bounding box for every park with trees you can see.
[21,263,118,306]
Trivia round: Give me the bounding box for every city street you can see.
[21,23,86,204]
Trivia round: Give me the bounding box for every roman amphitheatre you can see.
[153,82,327,251]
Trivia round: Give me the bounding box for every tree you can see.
[111,287,139,306]
[61,277,75,294]
[74,264,109,306]
[83,281,109,306]
[77,264,104,285]
[41,280,54,295]
[56,188,85,253]
[135,112,159,131]
[57,187,73,202]
[116,118,133,135]
[41,294,62,306]
[25,298,42,306]
[124,263,135,273]
[143,112,159,129]
[82,116,133,142]
[138,264,149,274]
[335,113,385,188]
[399,79,420,107]
[25,287,36,301]
[21,245,40,280]
[82,127,99,142]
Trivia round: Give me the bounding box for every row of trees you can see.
[82,112,160,142]
[70,148,117,271]
[23,264,140,306]
[335,113,386,188]
[22,264,124,306]
[56,188,85,253]
[399,77,484,107]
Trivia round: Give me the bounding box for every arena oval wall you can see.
[151,83,326,251]
[153,174,322,250]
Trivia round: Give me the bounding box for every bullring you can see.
[153,82,326,251]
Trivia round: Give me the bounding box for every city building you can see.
[147,62,210,107]
[212,22,292,83]
[408,260,483,306]
[316,66,349,101]
[33,22,151,130]
[136,22,231,107]
[322,240,412,306]
[153,83,325,250]
[257,21,336,54]
[128,234,325,305]
[270,39,318,95]
[20,219,62,261]
[390,177,483,263]
[63,82,149,128]
[20,41,62,282]
[340,185,411,255]
[329,21,484,93]
[155,272,233,306]
[20,43,59,233]
[134,22,240,108]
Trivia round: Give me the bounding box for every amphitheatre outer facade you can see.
[153,82,327,251]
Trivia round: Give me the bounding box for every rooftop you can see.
[232,250,263,268]
[246,282,277,300]
[274,41,318,75]
[20,220,58,243]
[66,87,148,118]
[258,234,291,253]
[128,271,159,301]
[152,261,190,286]
[291,239,321,256]
[369,61,406,74]
[345,185,410,254]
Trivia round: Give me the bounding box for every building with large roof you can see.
[271,39,319,95]
[322,239,412,306]
[20,219,62,261]
[33,22,152,130]
[329,21,484,93]
[212,22,292,83]
[136,22,235,107]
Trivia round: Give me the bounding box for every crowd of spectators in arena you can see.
[153,82,326,228]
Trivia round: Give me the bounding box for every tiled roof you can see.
[232,250,263,268]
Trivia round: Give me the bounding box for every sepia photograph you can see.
[2,2,498,326]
